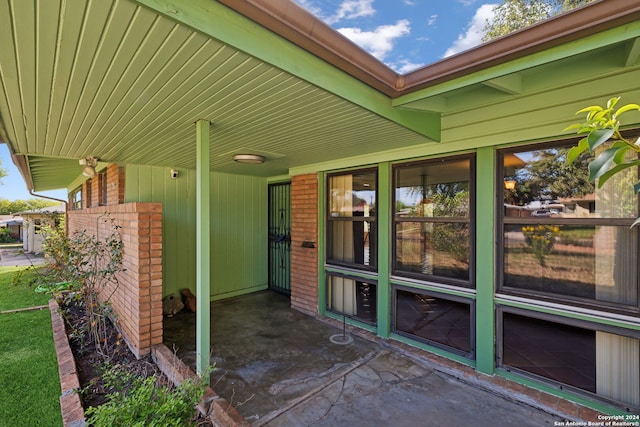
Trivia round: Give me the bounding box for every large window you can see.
[327,169,377,269]
[325,169,378,324]
[393,155,474,286]
[327,274,377,324]
[500,310,640,411]
[499,142,639,313]
[394,287,473,356]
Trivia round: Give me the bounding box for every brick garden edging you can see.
[49,299,85,427]
[151,344,249,427]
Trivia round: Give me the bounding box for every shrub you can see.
[85,365,207,427]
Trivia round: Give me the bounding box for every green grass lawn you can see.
[0,266,63,426]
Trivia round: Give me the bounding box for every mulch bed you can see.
[60,298,212,425]
[61,299,170,408]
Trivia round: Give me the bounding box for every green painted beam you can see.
[134,0,440,141]
[196,119,211,379]
[393,21,640,107]
[376,162,391,337]
[495,298,640,332]
[475,147,495,374]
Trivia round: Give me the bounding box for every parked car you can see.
[531,209,562,217]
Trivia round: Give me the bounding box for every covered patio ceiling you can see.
[1,0,639,192]
[0,0,436,191]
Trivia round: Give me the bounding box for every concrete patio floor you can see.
[163,291,567,426]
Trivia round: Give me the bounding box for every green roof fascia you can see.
[392,20,640,107]
[134,0,440,141]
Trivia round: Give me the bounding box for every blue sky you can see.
[0,144,67,201]
[295,0,498,72]
[1,0,498,201]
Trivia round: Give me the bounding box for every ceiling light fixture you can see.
[79,157,98,178]
[233,154,265,164]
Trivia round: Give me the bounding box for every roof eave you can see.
[399,0,640,94]
[221,0,640,97]
[217,0,400,97]
[10,154,34,193]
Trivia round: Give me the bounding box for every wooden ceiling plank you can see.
[35,0,61,155]
[0,1,25,151]
[46,0,89,157]
[55,0,114,156]
[12,1,37,153]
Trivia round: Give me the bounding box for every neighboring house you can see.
[0,0,639,415]
[0,215,23,240]
[16,205,65,253]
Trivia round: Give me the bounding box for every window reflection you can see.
[502,147,637,219]
[327,170,377,268]
[394,157,473,285]
[395,289,472,354]
[501,144,639,309]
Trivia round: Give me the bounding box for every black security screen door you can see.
[268,183,291,295]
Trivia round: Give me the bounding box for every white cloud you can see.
[293,0,324,17]
[326,0,376,25]
[403,0,416,5]
[458,0,477,6]
[443,3,496,58]
[338,20,411,60]
[427,14,438,26]
[391,59,425,74]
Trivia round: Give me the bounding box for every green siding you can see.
[125,165,267,299]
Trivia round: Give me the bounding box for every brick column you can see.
[290,173,319,316]
[67,202,163,357]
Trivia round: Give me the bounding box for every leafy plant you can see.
[85,365,208,427]
[522,225,560,267]
[0,227,14,243]
[564,96,640,227]
[40,214,125,359]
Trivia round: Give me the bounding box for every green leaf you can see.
[563,123,585,132]
[586,128,614,151]
[606,96,620,110]
[613,103,640,118]
[589,145,621,182]
[567,138,589,164]
[612,141,632,163]
[597,159,640,187]
[577,105,603,115]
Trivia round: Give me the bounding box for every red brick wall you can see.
[106,164,125,206]
[67,202,163,357]
[290,174,319,316]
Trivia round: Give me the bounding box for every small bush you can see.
[0,228,14,243]
[85,365,206,427]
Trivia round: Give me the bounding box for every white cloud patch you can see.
[326,0,376,25]
[458,0,477,6]
[443,3,496,58]
[338,20,411,60]
[293,0,324,17]
[403,0,416,5]
[391,59,425,74]
[427,14,438,26]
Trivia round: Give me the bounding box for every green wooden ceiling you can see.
[1,0,639,192]
[0,0,438,191]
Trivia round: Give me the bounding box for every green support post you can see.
[377,162,391,338]
[196,119,211,379]
[475,147,496,374]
